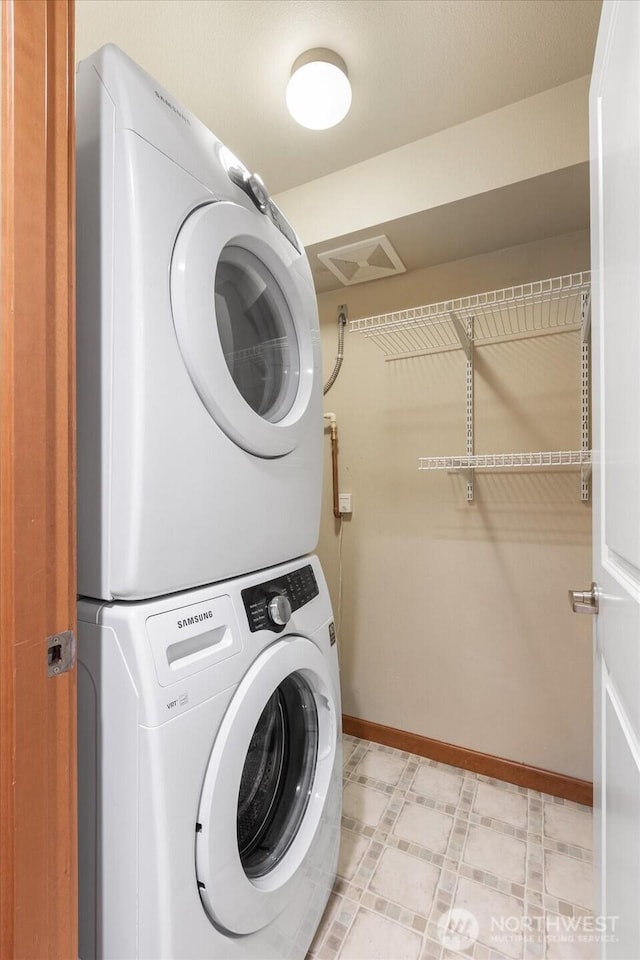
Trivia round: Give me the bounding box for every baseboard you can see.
[342,715,593,807]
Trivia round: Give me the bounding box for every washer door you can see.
[195,636,337,935]
[170,202,317,458]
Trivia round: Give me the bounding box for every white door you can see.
[589,2,640,955]
[170,201,319,458]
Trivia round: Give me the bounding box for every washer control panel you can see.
[241,564,319,633]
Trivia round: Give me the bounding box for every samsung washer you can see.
[76,44,323,601]
[77,555,341,959]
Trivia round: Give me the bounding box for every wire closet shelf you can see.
[349,271,591,359]
[349,272,592,501]
[419,450,592,471]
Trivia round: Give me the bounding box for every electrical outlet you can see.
[338,493,353,514]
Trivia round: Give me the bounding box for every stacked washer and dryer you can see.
[76,45,341,960]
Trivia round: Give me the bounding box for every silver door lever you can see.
[568,583,599,615]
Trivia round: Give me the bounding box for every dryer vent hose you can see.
[323,307,347,395]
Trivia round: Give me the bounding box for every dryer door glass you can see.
[171,202,319,457]
[237,672,318,879]
[215,246,300,423]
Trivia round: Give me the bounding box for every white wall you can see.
[317,230,593,781]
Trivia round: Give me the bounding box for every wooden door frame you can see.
[0,1,77,957]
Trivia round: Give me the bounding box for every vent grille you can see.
[317,235,406,286]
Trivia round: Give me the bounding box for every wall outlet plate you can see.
[338,493,353,514]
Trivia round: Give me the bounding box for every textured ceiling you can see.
[76,0,602,195]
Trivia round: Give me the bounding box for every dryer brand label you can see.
[154,90,191,126]
[177,610,213,629]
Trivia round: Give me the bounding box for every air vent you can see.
[317,235,406,286]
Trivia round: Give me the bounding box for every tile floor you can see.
[308,736,595,960]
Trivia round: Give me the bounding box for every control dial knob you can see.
[268,594,292,627]
[246,173,269,212]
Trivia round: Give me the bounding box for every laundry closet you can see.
[314,234,592,783]
[9,0,637,958]
[68,2,609,959]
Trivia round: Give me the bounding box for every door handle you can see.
[568,582,599,615]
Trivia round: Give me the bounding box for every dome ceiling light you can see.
[286,48,352,130]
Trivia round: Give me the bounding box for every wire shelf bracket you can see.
[464,316,474,501]
[351,273,592,502]
[580,291,591,502]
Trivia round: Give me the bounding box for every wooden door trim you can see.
[0,2,77,957]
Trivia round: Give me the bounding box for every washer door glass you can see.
[237,673,318,878]
[195,636,338,936]
[215,246,299,424]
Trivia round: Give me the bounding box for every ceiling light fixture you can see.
[286,48,352,130]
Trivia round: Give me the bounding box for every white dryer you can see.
[77,555,341,960]
[76,44,323,601]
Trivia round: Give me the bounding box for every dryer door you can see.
[170,202,319,458]
[195,636,338,935]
